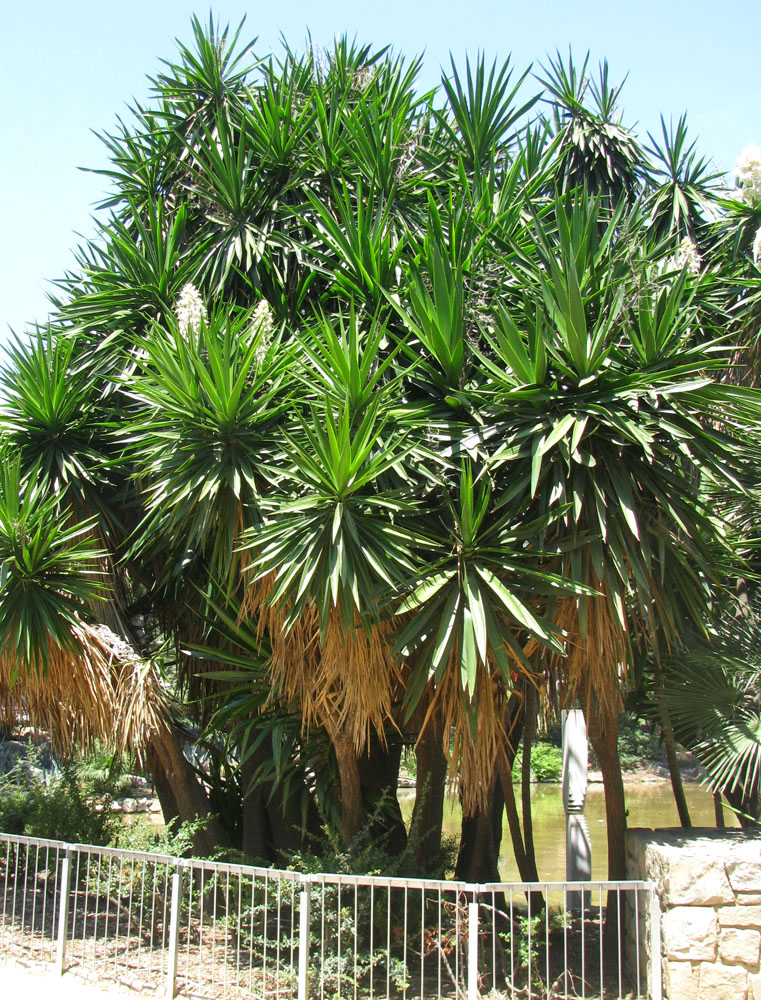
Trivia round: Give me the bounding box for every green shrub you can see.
[530,742,563,782]
[0,742,144,845]
[0,761,116,844]
[511,740,564,783]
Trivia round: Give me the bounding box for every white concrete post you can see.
[297,879,311,1000]
[562,709,592,909]
[166,867,184,999]
[55,850,73,975]
[649,890,662,1000]
[467,899,479,1000]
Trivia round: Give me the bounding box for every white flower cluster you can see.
[735,144,761,208]
[753,227,761,267]
[175,283,205,338]
[251,300,274,365]
[674,237,702,276]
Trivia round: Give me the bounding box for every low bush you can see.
[0,761,116,844]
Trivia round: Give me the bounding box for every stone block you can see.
[665,856,735,905]
[665,907,718,961]
[698,961,748,999]
[665,960,698,1000]
[729,861,761,894]
[718,904,761,928]
[740,893,761,905]
[749,971,761,999]
[721,927,761,966]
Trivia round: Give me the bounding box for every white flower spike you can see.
[735,145,761,208]
[251,300,274,365]
[175,283,205,338]
[675,237,701,276]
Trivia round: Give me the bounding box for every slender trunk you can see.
[333,727,366,842]
[521,683,538,873]
[586,702,627,881]
[410,712,448,874]
[497,694,543,911]
[724,782,761,827]
[497,693,541,883]
[714,791,725,829]
[497,754,532,881]
[654,663,691,828]
[148,724,233,856]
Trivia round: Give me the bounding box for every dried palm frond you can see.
[0,619,170,758]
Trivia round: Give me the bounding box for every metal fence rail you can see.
[0,832,660,999]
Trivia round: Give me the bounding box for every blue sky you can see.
[2,0,760,342]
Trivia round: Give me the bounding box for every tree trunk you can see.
[586,701,627,881]
[521,682,538,873]
[333,727,367,842]
[714,791,725,829]
[240,747,271,862]
[357,735,408,856]
[497,754,531,881]
[654,663,691,828]
[455,769,502,883]
[410,711,448,874]
[147,724,233,856]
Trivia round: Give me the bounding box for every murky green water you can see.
[398,780,737,881]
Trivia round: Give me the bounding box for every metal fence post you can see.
[55,848,73,975]
[298,878,311,1000]
[468,896,479,1000]
[166,865,184,1000]
[649,889,662,1000]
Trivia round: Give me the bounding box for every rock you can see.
[149,799,162,813]
[665,907,717,961]
[665,960,698,1000]
[749,971,761,999]
[698,961,748,999]
[718,904,761,928]
[110,801,122,812]
[121,797,137,814]
[729,862,761,894]
[720,927,761,967]
[665,856,734,906]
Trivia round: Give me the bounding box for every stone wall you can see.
[627,827,761,1000]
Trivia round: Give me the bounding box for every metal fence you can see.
[0,832,660,999]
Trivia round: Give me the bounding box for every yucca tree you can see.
[467,191,760,874]
[6,15,761,876]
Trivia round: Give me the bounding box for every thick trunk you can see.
[410,713,448,874]
[455,769,502,883]
[239,739,324,863]
[333,727,367,842]
[239,747,272,862]
[654,664,691,828]
[586,703,627,881]
[148,725,233,856]
[357,736,407,856]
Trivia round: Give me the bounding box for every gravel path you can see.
[0,962,138,999]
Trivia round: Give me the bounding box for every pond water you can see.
[398,780,737,882]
